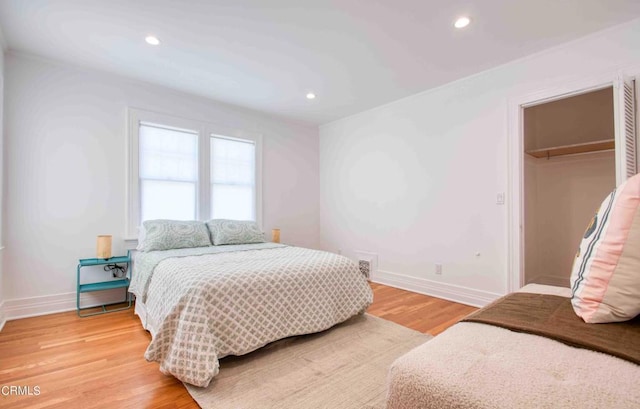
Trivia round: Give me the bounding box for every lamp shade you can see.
[271,229,280,243]
[96,235,112,259]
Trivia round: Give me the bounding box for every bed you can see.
[385,284,640,409]
[129,242,373,387]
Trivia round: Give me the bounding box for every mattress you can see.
[130,244,373,387]
[386,284,640,409]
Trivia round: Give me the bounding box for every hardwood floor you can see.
[0,283,477,408]
[368,283,478,336]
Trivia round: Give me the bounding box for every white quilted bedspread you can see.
[130,244,373,387]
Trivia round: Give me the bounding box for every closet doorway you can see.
[523,87,616,286]
[508,75,638,291]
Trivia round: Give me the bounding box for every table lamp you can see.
[96,235,112,259]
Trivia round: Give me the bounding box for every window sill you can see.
[124,238,139,250]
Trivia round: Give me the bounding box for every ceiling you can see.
[1,1,640,126]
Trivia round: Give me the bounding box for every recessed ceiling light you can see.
[306,92,316,100]
[454,17,471,29]
[145,35,161,45]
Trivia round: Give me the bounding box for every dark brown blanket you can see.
[462,292,640,365]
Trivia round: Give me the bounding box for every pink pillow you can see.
[569,173,640,323]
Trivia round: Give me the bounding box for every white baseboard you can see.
[3,270,498,322]
[0,301,6,332]
[3,289,129,321]
[371,269,502,308]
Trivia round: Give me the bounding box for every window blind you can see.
[210,136,256,221]
[139,123,198,221]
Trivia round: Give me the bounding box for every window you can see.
[210,136,256,220]
[127,109,262,238]
[139,124,198,221]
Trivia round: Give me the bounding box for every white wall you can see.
[319,19,640,306]
[0,40,5,329]
[523,155,538,289]
[3,52,319,318]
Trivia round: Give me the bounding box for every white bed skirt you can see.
[134,299,158,337]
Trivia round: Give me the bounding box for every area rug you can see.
[184,314,432,409]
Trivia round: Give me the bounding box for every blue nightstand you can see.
[76,250,132,317]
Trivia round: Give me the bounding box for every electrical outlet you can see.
[435,263,442,275]
[337,248,342,255]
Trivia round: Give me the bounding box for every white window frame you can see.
[126,108,263,240]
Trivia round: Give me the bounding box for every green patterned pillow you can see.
[206,219,265,245]
[139,220,212,252]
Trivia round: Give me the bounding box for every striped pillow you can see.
[569,174,640,323]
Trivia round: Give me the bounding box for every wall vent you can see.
[358,260,371,279]
[354,251,378,281]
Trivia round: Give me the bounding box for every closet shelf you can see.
[525,139,614,159]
